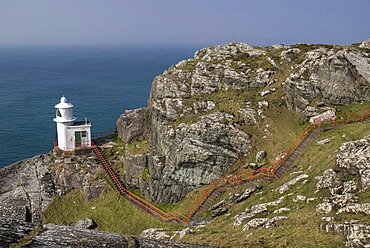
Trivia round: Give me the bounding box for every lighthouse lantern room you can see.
[53,96,92,151]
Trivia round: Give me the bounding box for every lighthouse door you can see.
[75,131,82,146]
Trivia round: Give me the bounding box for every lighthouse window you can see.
[81,131,87,138]
[56,109,61,117]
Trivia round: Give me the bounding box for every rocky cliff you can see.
[117,41,370,204]
[0,152,212,247]
[0,153,105,225]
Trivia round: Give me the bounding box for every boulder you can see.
[193,101,216,114]
[260,90,271,97]
[210,207,228,218]
[317,138,332,146]
[116,108,150,143]
[293,195,307,202]
[73,218,96,229]
[179,227,192,239]
[21,224,130,247]
[255,151,267,163]
[238,107,257,125]
[272,207,291,214]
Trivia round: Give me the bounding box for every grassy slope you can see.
[42,186,181,235]
[179,121,370,248]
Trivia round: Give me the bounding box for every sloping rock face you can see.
[0,153,105,225]
[117,107,150,144]
[0,217,36,247]
[284,46,370,112]
[0,217,212,248]
[117,42,370,204]
[25,224,129,248]
[0,155,55,224]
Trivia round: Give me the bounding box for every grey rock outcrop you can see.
[243,216,287,231]
[275,174,308,194]
[336,135,370,190]
[210,186,258,220]
[235,186,257,203]
[124,153,147,188]
[27,224,130,248]
[0,216,212,248]
[316,135,370,247]
[300,106,335,123]
[233,193,291,227]
[0,155,54,224]
[321,221,370,248]
[284,48,370,112]
[117,108,150,144]
[53,154,105,198]
[0,152,105,225]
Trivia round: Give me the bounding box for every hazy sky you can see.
[0,0,369,46]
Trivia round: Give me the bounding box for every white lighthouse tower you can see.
[53,96,92,151]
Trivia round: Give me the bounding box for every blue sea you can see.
[0,45,201,167]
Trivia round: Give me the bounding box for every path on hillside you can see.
[92,109,370,226]
[190,126,326,220]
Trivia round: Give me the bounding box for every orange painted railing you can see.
[92,141,190,225]
[92,107,370,226]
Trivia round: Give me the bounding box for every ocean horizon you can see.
[0,45,202,167]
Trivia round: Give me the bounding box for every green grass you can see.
[141,167,150,182]
[127,140,149,155]
[43,187,181,235]
[178,59,199,72]
[178,121,370,248]
[335,101,370,117]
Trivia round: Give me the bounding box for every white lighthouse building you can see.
[53,96,92,151]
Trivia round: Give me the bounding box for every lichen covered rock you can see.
[284,48,370,112]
